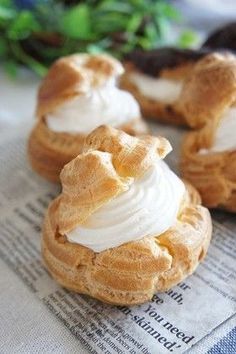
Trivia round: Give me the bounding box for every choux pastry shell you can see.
[28,54,148,183]
[42,126,212,305]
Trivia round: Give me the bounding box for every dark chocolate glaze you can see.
[125,47,211,77]
[203,22,236,52]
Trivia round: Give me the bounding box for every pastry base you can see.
[181,128,236,212]
[42,182,212,305]
[28,118,149,183]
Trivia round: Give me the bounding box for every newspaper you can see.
[0,118,235,354]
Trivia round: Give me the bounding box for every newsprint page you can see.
[0,123,236,354]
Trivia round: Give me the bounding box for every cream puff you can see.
[42,125,212,305]
[120,47,233,128]
[180,54,236,212]
[28,54,148,183]
[181,108,236,212]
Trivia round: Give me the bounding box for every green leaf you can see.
[96,1,132,14]
[138,37,152,50]
[178,30,198,48]
[95,14,129,34]
[7,11,40,40]
[0,0,12,6]
[126,14,142,33]
[119,40,137,54]
[4,60,18,77]
[145,22,158,43]
[0,0,190,77]
[129,0,146,11]
[0,5,16,20]
[61,4,92,39]
[155,16,170,39]
[0,38,7,56]
[9,41,48,76]
[89,37,112,52]
[86,43,104,54]
[155,2,181,21]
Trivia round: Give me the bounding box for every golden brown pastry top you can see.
[36,54,124,118]
[177,53,236,127]
[58,125,172,233]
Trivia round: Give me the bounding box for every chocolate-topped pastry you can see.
[203,22,236,52]
[125,47,209,77]
[120,46,229,128]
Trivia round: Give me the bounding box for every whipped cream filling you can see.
[200,107,236,154]
[66,160,185,252]
[129,72,183,103]
[46,81,140,134]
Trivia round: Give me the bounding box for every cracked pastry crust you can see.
[28,117,148,183]
[180,119,236,212]
[42,126,212,305]
[36,53,125,118]
[28,54,149,183]
[120,52,236,128]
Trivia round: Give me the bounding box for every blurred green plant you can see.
[0,0,197,76]
[178,29,198,48]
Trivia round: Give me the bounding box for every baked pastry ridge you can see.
[42,125,212,305]
[120,49,236,128]
[28,53,148,182]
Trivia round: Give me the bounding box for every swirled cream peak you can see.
[129,72,183,103]
[200,107,236,154]
[66,160,185,252]
[58,126,172,234]
[46,82,140,134]
[43,53,140,134]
